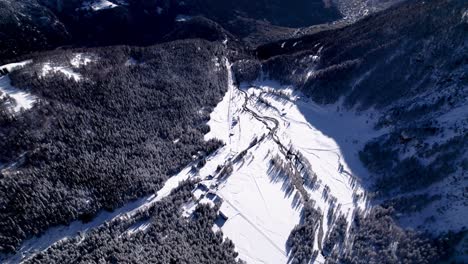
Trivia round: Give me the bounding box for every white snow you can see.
[216,143,303,264]
[0,60,36,113]
[1,58,383,264]
[0,76,36,113]
[125,57,138,66]
[124,220,151,236]
[200,61,303,263]
[82,0,118,11]
[175,15,193,22]
[462,9,468,23]
[70,53,94,68]
[41,63,82,81]
[244,81,383,234]
[0,60,32,72]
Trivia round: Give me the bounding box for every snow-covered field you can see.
[0,61,32,72]
[41,53,97,81]
[198,61,382,263]
[41,63,82,81]
[70,53,94,68]
[202,68,302,263]
[0,60,36,113]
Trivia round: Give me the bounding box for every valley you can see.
[0,0,466,263]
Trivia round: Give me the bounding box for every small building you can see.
[215,211,229,227]
[197,182,209,191]
[214,202,238,228]
[206,191,223,205]
[192,183,209,200]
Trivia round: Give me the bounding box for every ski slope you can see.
[202,62,302,263]
[201,62,383,263]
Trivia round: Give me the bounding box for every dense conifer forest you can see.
[0,40,227,253]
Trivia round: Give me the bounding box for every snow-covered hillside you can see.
[187,60,385,263]
[201,64,302,263]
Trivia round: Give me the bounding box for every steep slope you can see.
[254,0,467,216]
[0,0,343,62]
[179,0,341,28]
[231,0,467,261]
[0,0,69,61]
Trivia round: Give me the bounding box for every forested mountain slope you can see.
[0,0,341,62]
[0,40,226,253]
[0,0,466,263]
[0,0,69,61]
[24,181,243,264]
[254,0,467,204]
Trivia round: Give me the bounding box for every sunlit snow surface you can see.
[0,60,36,113]
[41,63,82,81]
[202,63,383,263]
[202,69,300,263]
[82,0,118,11]
[70,53,94,68]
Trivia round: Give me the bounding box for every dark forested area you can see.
[0,40,227,253]
[0,0,466,262]
[257,0,466,108]
[287,205,463,264]
[25,180,243,264]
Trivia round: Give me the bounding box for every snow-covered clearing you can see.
[0,60,36,113]
[41,63,82,81]
[70,53,94,68]
[0,76,36,113]
[200,64,303,263]
[183,60,380,263]
[82,0,118,11]
[199,61,383,263]
[175,15,193,22]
